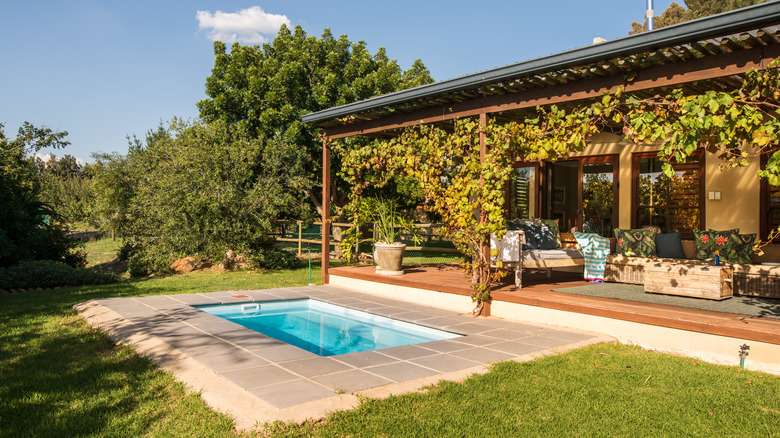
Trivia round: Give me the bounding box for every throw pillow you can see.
[535,218,562,249]
[508,220,541,250]
[721,233,756,264]
[694,228,739,261]
[655,232,685,259]
[615,228,657,257]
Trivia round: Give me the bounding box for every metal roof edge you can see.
[302,1,780,125]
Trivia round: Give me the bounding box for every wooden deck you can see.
[331,264,780,346]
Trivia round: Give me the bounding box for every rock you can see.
[170,257,197,273]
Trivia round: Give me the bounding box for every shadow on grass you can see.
[0,272,291,436]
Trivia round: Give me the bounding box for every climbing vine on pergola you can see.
[336,63,780,314]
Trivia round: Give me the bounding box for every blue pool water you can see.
[196,299,461,356]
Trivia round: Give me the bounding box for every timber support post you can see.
[479,112,492,316]
[322,136,331,284]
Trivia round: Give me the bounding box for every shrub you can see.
[0,260,117,290]
[248,247,301,270]
[127,248,174,277]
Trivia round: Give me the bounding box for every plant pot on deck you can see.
[374,242,406,276]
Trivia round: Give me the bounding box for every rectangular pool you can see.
[196,299,461,356]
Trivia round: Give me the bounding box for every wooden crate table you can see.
[644,262,733,300]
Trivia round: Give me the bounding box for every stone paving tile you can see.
[419,339,472,353]
[277,357,354,378]
[418,316,469,328]
[262,290,310,300]
[218,331,288,350]
[249,379,337,409]
[251,345,319,362]
[443,321,497,334]
[190,349,269,373]
[389,311,441,323]
[485,340,547,356]
[312,369,394,393]
[450,334,501,347]
[365,361,441,382]
[538,329,596,343]
[481,328,533,340]
[334,350,399,368]
[169,294,222,306]
[377,344,439,361]
[410,354,483,373]
[449,347,517,364]
[522,335,575,349]
[221,365,299,388]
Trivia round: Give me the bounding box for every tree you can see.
[97,119,305,275]
[0,122,83,267]
[197,25,434,216]
[37,154,97,224]
[630,0,769,34]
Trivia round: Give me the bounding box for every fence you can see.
[271,221,460,265]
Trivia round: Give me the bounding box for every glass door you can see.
[546,156,618,237]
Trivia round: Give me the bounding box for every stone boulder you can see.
[170,257,197,273]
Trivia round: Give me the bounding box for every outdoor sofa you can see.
[490,220,585,289]
[493,224,780,299]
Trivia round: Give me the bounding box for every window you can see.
[632,151,704,235]
[760,154,780,239]
[509,165,538,221]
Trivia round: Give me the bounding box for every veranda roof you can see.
[302,1,780,139]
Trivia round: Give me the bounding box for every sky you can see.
[1,0,674,163]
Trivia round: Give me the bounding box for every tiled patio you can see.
[76,285,608,428]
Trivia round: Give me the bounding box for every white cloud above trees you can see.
[196,6,290,44]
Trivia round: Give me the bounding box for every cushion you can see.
[615,228,657,257]
[509,219,559,250]
[694,229,739,261]
[722,233,756,264]
[655,232,685,259]
[536,218,562,249]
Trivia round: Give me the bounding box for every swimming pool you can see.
[196,299,461,356]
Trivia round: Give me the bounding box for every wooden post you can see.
[297,221,303,255]
[322,136,331,284]
[479,112,491,316]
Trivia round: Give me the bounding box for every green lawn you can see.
[0,261,778,436]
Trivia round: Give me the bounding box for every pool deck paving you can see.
[75,285,612,429]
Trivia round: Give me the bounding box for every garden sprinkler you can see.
[739,344,750,369]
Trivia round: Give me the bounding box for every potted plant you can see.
[364,198,420,276]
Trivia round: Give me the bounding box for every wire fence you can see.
[271,221,461,265]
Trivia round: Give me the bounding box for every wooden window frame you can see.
[542,154,620,233]
[631,150,705,233]
[507,162,541,219]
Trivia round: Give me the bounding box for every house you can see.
[303,2,780,285]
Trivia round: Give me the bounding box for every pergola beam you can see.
[323,44,780,139]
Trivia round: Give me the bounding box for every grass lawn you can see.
[1,261,778,436]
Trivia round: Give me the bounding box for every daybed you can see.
[491,228,584,289]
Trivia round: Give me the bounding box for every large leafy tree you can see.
[98,119,308,275]
[197,25,433,215]
[36,154,97,225]
[630,0,769,34]
[0,122,83,267]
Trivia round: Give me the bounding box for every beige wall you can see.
[567,133,761,234]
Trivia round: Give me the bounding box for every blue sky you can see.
[1,1,673,162]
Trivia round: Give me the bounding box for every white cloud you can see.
[196,6,290,44]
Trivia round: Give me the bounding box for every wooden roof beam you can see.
[323,44,780,140]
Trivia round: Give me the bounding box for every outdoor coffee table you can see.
[644,262,733,300]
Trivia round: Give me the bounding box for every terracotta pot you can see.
[374,242,406,275]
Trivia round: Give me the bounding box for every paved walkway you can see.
[76,285,609,428]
